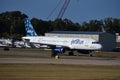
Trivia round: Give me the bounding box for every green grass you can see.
[0,64,120,80]
[0,48,52,58]
[93,51,120,58]
[0,48,51,52]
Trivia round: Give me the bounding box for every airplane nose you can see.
[98,44,102,50]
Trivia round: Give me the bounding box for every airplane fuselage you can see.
[22,36,102,50]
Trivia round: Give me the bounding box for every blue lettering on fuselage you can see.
[71,39,84,44]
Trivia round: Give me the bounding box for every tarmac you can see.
[0,58,120,65]
[0,48,120,65]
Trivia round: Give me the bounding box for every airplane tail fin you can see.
[24,18,38,36]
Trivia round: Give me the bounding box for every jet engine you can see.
[53,47,65,53]
[52,47,65,56]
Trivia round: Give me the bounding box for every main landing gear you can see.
[89,52,93,57]
[68,51,74,56]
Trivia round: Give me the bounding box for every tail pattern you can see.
[24,18,37,36]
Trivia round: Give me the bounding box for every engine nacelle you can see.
[52,47,65,54]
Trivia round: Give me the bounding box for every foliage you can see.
[0,11,120,39]
[31,18,53,36]
[0,11,28,39]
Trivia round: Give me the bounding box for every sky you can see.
[0,0,120,23]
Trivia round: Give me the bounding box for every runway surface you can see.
[0,48,120,65]
[0,58,120,65]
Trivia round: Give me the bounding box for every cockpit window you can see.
[92,42,99,44]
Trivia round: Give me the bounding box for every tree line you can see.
[0,11,120,39]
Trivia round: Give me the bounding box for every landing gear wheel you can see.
[89,54,93,57]
[89,52,93,57]
[68,52,74,56]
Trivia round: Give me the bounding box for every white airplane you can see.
[0,39,12,47]
[13,41,30,48]
[22,18,102,56]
